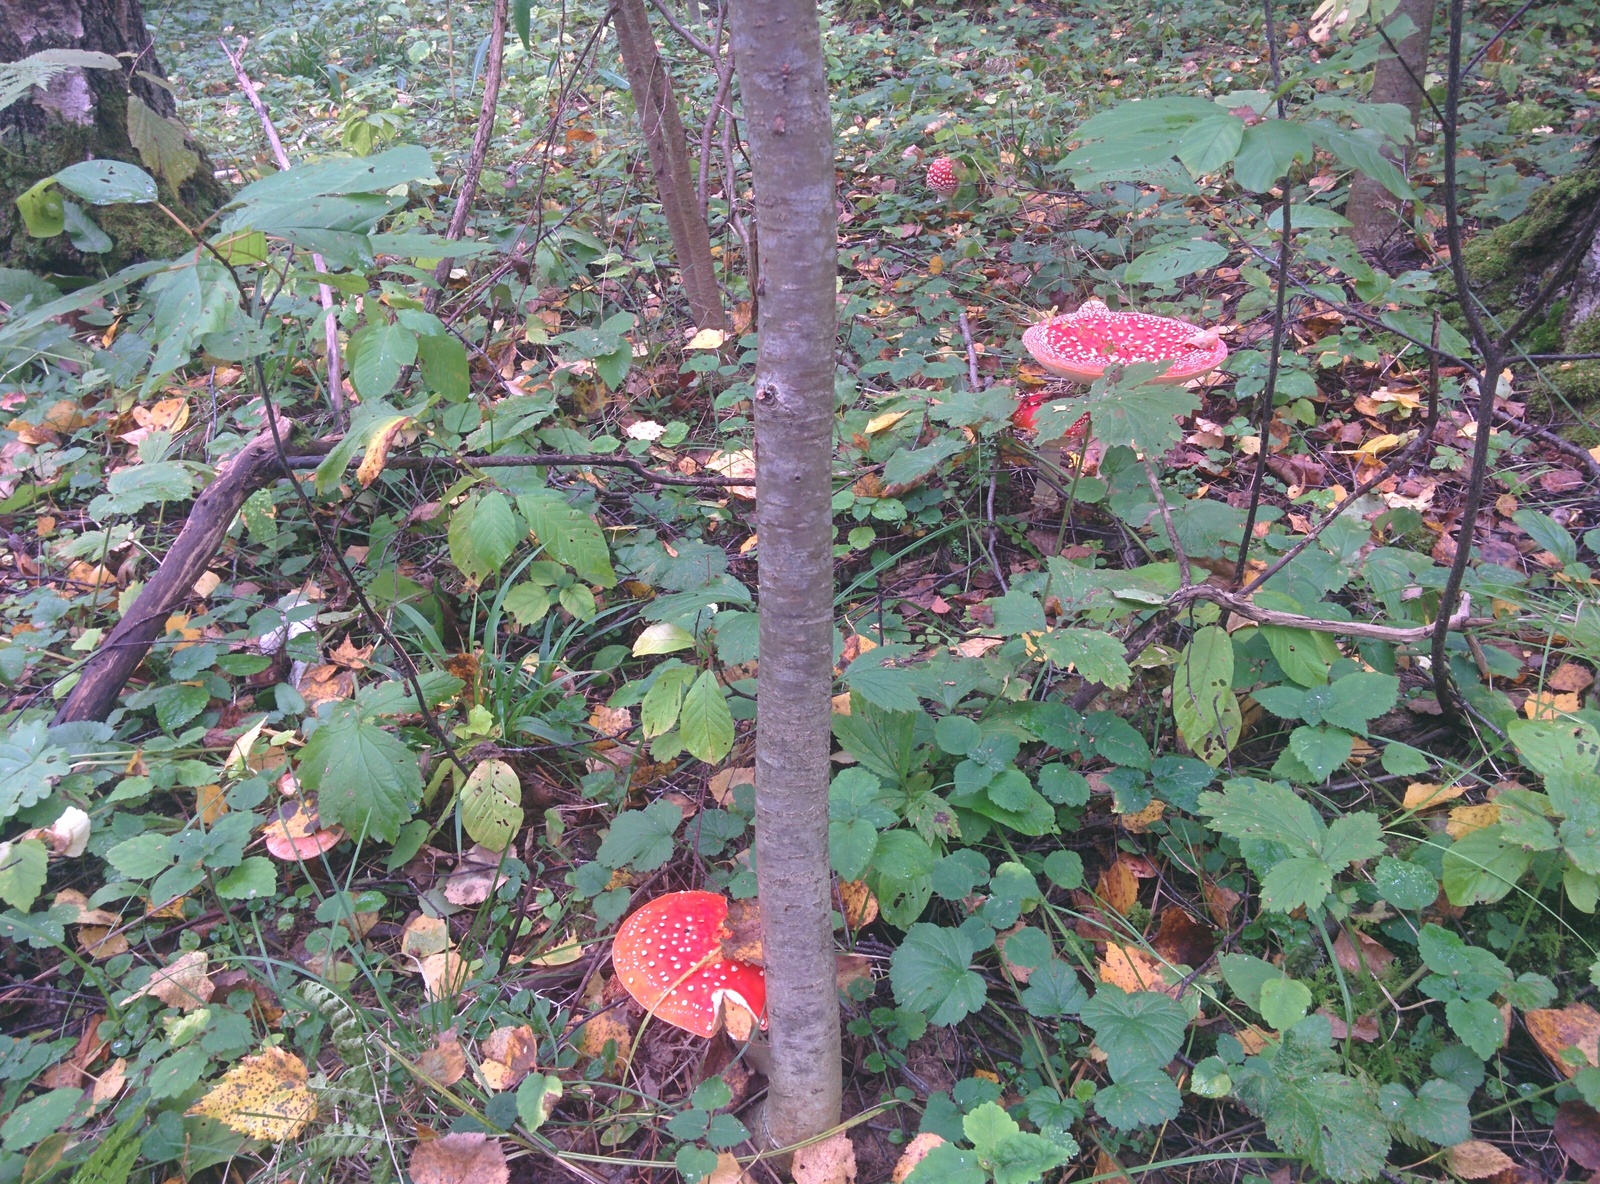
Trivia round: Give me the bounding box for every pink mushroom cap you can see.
[612,890,767,1039]
[1021,298,1228,385]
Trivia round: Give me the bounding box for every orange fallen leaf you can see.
[1525,1004,1600,1078]
[1099,943,1167,994]
[892,1133,945,1183]
[1403,781,1466,811]
[1096,859,1139,915]
[1446,1141,1516,1179]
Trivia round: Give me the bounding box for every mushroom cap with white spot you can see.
[611,890,768,1039]
[1022,298,1227,384]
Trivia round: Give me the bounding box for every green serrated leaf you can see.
[1094,1065,1183,1130]
[679,670,734,764]
[297,701,422,843]
[518,491,617,587]
[1035,628,1133,690]
[1080,987,1188,1077]
[890,923,987,1026]
[0,720,68,820]
[1172,626,1242,766]
[596,800,681,872]
[448,491,522,588]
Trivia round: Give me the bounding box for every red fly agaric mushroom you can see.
[1021,298,1227,386]
[263,799,345,861]
[926,156,960,199]
[612,890,767,1039]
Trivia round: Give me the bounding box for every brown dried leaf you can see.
[707,1152,752,1184]
[119,950,214,1011]
[708,766,754,806]
[297,663,354,707]
[1556,1102,1600,1170]
[408,1133,509,1184]
[1526,1004,1600,1078]
[1548,663,1596,694]
[836,953,874,991]
[792,1131,857,1184]
[838,880,879,930]
[1320,1010,1381,1042]
[1151,908,1214,969]
[721,897,764,965]
[1333,929,1395,979]
[1203,879,1241,927]
[478,1025,537,1091]
[415,1030,467,1088]
[90,1057,126,1109]
[1447,1141,1517,1179]
[441,844,512,907]
[1096,859,1139,915]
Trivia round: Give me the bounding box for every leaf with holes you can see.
[460,759,523,851]
[1172,626,1242,767]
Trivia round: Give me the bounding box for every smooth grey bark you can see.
[1347,0,1437,249]
[729,0,842,1150]
[612,0,725,331]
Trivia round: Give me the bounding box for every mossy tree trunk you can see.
[1,0,225,273]
[1464,136,1600,419]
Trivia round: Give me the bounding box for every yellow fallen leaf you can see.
[356,415,411,488]
[196,783,227,826]
[1525,1003,1600,1078]
[1099,943,1165,993]
[187,1047,317,1140]
[1403,781,1466,811]
[1446,803,1500,839]
[478,1025,537,1091]
[792,1131,858,1184]
[686,327,727,350]
[1523,691,1580,720]
[576,1009,634,1065]
[1445,1140,1515,1179]
[864,409,910,435]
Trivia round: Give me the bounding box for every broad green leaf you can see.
[890,923,987,1026]
[16,178,65,237]
[964,1101,1074,1184]
[1260,977,1312,1031]
[518,491,617,587]
[843,646,924,714]
[1221,953,1289,1011]
[297,701,422,843]
[1261,856,1333,914]
[882,437,967,488]
[869,830,936,927]
[1176,112,1246,174]
[1378,1079,1471,1146]
[1445,998,1503,1059]
[633,622,695,655]
[1034,629,1132,690]
[1375,855,1437,910]
[0,1088,81,1150]
[231,144,436,206]
[106,832,174,879]
[0,839,47,910]
[417,333,470,400]
[502,582,553,628]
[1172,626,1242,767]
[1261,625,1339,686]
[460,759,523,851]
[1198,778,1324,853]
[448,491,521,587]
[596,800,681,872]
[1080,987,1188,1077]
[904,1143,985,1184]
[1307,120,1415,200]
[53,159,158,205]
[1441,825,1533,905]
[1125,238,1229,284]
[1093,1065,1182,1131]
[679,670,734,764]
[0,720,68,820]
[155,683,210,732]
[99,460,198,515]
[214,856,276,901]
[641,663,695,739]
[349,321,418,399]
[128,94,199,188]
[1021,959,1090,1018]
[1288,725,1353,783]
[1052,371,1197,456]
[1320,672,1399,735]
[516,1074,563,1132]
[1322,813,1385,867]
[1232,119,1313,192]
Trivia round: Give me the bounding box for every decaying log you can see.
[53,424,292,725]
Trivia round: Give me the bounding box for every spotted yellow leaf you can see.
[187,1047,317,1140]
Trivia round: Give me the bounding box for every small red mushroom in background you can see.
[611,890,767,1039]
[926,156,961,199]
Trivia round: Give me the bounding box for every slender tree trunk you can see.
[729,0,841,1150]
[613,0,726,331]
[0,0,225,270]
[1347,0,1437,250]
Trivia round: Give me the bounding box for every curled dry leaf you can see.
[1525,1004,1600,1079]
[1333,929,1395,979]
[408,1132,510,1184]
[478,1024,538,1091]
[187,1047,318,1140]
[41,1012,108,1089]
[1096,859,1139,915]
[792,1131,858,1184]
[838,879,879,930]
[441,844,512,907]
[90,1057,126,1109]
[1320,1010,1381,1042]
[705,448,756,498]
[1446,1140,1517,1179]
[118,950,214,1012]
[892,1132,946,1184]
[414,1029,467,1089]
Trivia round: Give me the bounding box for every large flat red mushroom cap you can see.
[1022,298,1228,385]
[612,890,768,1039]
